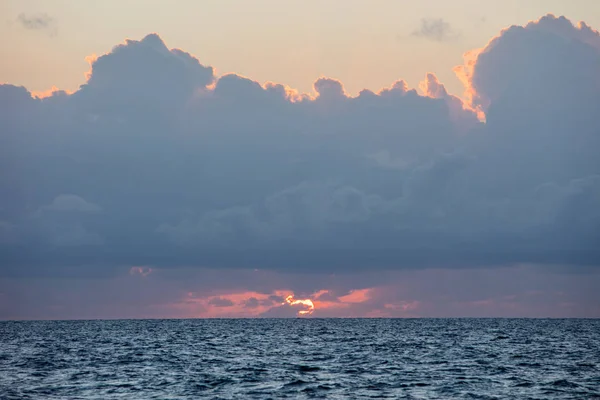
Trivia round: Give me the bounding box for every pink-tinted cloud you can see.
[2,264,597,320]
[169,290,290,318]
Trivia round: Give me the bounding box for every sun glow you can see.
[283,294,315,316]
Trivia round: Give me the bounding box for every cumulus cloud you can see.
[412,18,458,42]
[451,15,600,250]
[75,33,214,118]
[455,14,600,115]
[17,13,57,37]
[1,15,599,286]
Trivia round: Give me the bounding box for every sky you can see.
[1,1,599,319]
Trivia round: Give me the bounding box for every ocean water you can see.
[1,319,598,399]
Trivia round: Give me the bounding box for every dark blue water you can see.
[1,319,598,399]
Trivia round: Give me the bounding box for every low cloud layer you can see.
[2,265,598,319]
[1,15,599,318]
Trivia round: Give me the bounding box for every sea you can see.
[1,319,598,399]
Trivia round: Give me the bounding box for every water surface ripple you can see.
[1,319,599,399]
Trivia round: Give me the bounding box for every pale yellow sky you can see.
[1,0,599,97]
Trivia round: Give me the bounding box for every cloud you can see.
[455,14,600,115]
[258,295,314,317]
[451,15,600,250]
[412,18,458,42]
[17,13,57,37]
[419,72,484,126]
[0,221,17,245]
[37,194,101,214]
[207,297,235,307]
[2,265,598,319]
[130,266,152,277]
[243,297,260,308]
[0,15,599,290]
[74,33,214,117]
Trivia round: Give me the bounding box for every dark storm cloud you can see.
[1,15,599,279]
[411,18,457,42]
[17,13,57,37]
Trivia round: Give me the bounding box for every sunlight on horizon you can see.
[283,295,315,316]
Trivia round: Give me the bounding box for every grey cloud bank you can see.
[1,15,599,279]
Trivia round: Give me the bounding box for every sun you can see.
[283,294,315,316]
